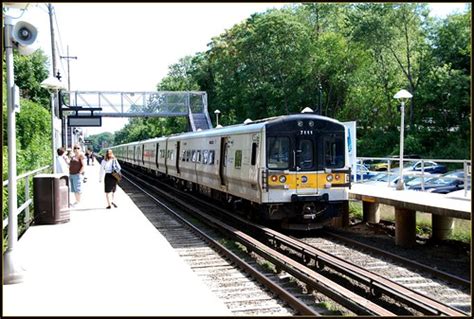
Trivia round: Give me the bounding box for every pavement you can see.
[3,163,231,316]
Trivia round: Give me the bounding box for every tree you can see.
[13,49,50,107]
[156,56,200,91]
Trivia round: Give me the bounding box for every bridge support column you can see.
[394,207,416,247]
[331,201,349,228]
[431,215,454,241]
[362,201,380,224]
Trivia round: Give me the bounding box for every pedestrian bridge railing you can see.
[2,165,51,233]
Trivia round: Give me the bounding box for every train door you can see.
[219,137,229,186]
[295,136,318,194]
[176,141,181,175]
[155,143,159,169]
[142,144,145,165]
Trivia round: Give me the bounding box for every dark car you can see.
[409,170,467,193]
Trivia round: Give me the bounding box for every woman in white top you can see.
[99,149,122,209]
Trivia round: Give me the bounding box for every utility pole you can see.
[60,45,77,91]
[48,3,58,82]
[60,45,77,148]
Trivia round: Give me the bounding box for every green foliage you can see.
[113,4,470,160]
[13,49,50,106]
[86,132,115,152]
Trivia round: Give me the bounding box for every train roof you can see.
[112,112,344,146]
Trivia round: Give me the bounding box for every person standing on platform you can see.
[55,147,69,174]
[99,149,122,209]
[90,149,95,166]
[69,144,86,207]
[85,149,91,166]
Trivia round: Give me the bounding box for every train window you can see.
[182,150,186,161]
[298,139,314,169]
[322,133,344,168]
[197,150,202,163]
[186,150,191,162]
[235,150,242,169]
[209,150,215,165]
[202,150,209,164]
[192,150,197,162]
[251,143,257,166]
[267,137,289,169]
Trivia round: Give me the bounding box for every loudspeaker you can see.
[12,21,38,47]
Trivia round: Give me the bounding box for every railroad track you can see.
[120,177,327,316]
[121,166,469,316]
[296,233,471,314]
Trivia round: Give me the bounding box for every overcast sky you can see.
[5,2,470,135]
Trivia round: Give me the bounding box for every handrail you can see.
[3,165,51,229]
[353,158,471,196]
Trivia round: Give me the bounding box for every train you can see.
[108,110,351,230]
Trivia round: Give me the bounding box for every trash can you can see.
[33,174,70,224]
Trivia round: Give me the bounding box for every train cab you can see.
[262,114,351,227]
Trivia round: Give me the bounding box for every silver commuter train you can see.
[110,112,351,229]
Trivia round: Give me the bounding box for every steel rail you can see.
[323,230,471,289]
[122,172,320,316]
[258,227,467,316]
[122,169,394,316]
[155,177,466,316]
[122,165,466,316]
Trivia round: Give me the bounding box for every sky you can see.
[4,2,470,135]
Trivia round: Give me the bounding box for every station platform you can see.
[350,183,471,219]
[3,163,231,316]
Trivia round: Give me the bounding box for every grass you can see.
[349,200,471,244]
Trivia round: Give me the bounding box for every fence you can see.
[354,157,471,196]
[2,165,51,233]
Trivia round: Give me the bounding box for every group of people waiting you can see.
[56,145,122,209]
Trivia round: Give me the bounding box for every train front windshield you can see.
[266,116,346,171]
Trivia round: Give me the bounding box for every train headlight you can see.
[271,175,278,182]
[334,174,340,181]
[301,176,308,183]
[326,174,333,182]
[279,175,286,183]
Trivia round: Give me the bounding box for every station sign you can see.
[68,116,102,127]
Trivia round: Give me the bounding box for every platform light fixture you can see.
[394,89,413,190]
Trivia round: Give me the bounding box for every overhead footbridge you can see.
[60,91,213,131]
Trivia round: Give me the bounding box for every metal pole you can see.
[396,101,405,190]
[3,15,24,284]
[51,92,57,173]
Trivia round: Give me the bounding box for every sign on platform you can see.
[68,116,102,127]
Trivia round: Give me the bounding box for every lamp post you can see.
[394,89,413,190]
[3,4,38,284]
[3,15,23,285]
[318,83,322,115]
[41,76,66,174]
[214,109,221,127]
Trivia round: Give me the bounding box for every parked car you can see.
[352,164,378,182]
[373,155,421,171]
[404,174,438,189]
[409,170,468,194]
[405,161,448,174]
[364,173,416,188]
